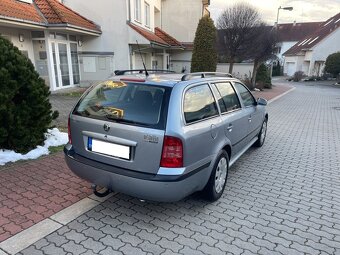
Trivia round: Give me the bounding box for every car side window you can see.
[234,82,256,107]
[184,84,218,124]
[214,82,241,113]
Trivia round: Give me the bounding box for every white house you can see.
[0,0,209,91]
[283,12,340,77]
[62,0,210,84]
[0,0,101,91]
[275,21,322,65]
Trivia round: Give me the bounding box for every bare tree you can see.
[216,3,262,73]
[249,25,277,89]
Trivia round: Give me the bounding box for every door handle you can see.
[226,124,233,132]
[248,116,252,122]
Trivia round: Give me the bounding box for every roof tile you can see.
[0,0,44,24]
[128,23,168,46]
[155,27,183,47]
[277,22,323,42]
[0,0,100,33]
[35,0,100,32]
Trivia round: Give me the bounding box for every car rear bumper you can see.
[64,145,211,202]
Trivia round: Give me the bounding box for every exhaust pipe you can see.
[91,184,111,198]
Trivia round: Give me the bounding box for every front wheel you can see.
[254,118,268,147]
[202,151,229,201]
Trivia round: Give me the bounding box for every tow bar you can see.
[91,184,111,197]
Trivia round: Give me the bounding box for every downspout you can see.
[161,0,163,29]
[127,0,131,22]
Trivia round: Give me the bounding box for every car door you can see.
[233,82,263,143]
[211,82,249,157]
[182,83,222,167]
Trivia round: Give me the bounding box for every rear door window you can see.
[183,84,218,124]
[214,82,241,113]
[234,82,256,107]
[73,80,170,129]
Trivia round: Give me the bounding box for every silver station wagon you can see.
[64,71,268,202]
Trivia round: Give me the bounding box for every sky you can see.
[208,0,340,25]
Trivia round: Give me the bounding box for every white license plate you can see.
[88,138,130,159]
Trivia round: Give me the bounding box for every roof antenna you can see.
[136,40,149,77]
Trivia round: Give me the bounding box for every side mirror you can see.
[257,97,267,106]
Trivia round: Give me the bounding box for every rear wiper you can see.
[105,115,146,126]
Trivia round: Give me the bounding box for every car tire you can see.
[254,118,268,147]
[202,151,229,202]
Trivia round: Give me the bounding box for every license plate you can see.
[88,138,130,159]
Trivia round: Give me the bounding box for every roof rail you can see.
[181,72,233,81]
[114,69,175,75]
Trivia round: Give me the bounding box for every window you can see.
[74,82,170,128]
[134,0,141,22]
[214,82,241,113]
[184,84,218,124]
[145,2,150,27]
[31,31,44,38]
[234,83,256,107]
[70,43,80,84]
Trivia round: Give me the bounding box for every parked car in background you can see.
[64,71,268,202]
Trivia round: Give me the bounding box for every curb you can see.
[268,86,296,104]
[0,191,114,255]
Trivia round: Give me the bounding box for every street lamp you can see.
[276,6,293,25]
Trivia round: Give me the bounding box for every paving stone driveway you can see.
[19,83,340,255]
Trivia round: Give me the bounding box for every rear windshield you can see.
[73,80,171,129]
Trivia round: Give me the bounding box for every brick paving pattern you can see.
[0,153,92,243]
[253,84,293,101]
[6,82,340,254]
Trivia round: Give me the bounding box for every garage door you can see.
[286,62,295,76]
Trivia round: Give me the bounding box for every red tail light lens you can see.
[160,136,183,168]
[68,116,72,144]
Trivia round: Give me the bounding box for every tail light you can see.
[160,136,183,168]
[68,116,72,144]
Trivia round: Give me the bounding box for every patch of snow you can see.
[0,128,68,166]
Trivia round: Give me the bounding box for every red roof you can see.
[0,0,100,33]
[284,12,340,56]
[129,23,184,48]
[277,22,323,42]
[155,27,183,47]
[129,23,168,46]
[0,0,44,24]
[35,0,99,32]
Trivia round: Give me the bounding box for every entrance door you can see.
[51,42,73,88]
[58,43,70,87]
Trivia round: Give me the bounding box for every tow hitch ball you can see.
[91,184,111,198]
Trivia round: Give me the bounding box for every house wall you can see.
[170,50,193,73]
[161,0,203,42]
[309,27,340,76]
[62,0,129,84]
[129,0,161,32]
[0,27,35,64]
[217,63,254,80]
[277,41,297,62]
[283,28,340,76]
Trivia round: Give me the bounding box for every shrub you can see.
[256,64,272,89]
[191,16,217,72]
[293,71,304,82]
[325,52,340,78]
[0,36,58,153]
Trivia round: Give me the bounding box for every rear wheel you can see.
[203,151,229,201]
[254,118,267,147]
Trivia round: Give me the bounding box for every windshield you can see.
[74,80,170,128]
